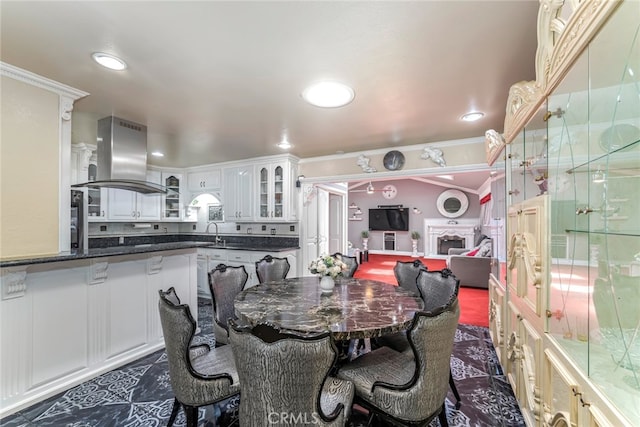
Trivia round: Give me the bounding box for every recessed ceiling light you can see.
[92,52,127,71]
[461,112,484,122]
[150,151,164,157]
[277,134,291,149]
[302,81,355,108]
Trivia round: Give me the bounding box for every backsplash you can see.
[89,233,299,249]
[88,221,299,237]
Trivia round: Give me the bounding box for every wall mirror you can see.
[436,189,469,218]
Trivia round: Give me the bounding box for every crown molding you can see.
[0,61,89,100]
[491,0,622,164]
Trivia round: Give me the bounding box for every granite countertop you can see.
[0,242,300,268]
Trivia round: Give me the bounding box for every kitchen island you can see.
[0,239,298,418]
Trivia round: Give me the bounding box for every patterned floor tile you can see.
[1,299,524,427]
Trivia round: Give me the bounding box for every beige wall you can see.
[1,76,60,259]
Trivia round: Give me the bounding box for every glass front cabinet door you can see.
[545,3,640,423]
[162,173,183,221]
[493,2,639,426]
[255,159,297,222]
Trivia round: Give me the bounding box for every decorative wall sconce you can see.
[296,175,305,188]
[412,207,422,214]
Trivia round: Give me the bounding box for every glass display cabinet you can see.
[486,1,638,425]
[546,3,640,422]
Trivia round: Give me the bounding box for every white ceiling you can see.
[1,1,538,175]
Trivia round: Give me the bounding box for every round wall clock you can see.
[383,150,405,171]
[382,184,398,199]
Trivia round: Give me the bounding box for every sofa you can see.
[446,236,494,289]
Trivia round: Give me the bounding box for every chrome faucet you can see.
[206,222,222,245]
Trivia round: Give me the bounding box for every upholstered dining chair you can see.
[375,268,462,409]
[207,263,249,345]
[255,254,290,283]
[416,268,460,312]
[337,298,460,427]
[332,252,359,278]
[158,288,240,427]
[228,320,355,426]
[393,259,427,295]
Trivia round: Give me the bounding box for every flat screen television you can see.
[368,208,409,231]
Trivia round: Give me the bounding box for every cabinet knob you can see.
[132,211,136,217]
[508,189,520,196]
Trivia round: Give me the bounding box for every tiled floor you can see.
[1,299,525,426]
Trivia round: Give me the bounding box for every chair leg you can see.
[449,371,461,409]
[184,405,198,427]
[438,402,449,427]
[167,397,180,426]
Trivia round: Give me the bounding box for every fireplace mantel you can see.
[423,219,478,257]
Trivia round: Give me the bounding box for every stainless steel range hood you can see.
[72,116,166,194]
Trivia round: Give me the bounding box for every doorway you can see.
[300,183,347,275]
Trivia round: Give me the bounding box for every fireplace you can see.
[424,219,478,257]
[438,235,465,255]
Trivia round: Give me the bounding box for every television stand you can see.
[383,232,396,251]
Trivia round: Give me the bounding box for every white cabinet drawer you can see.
[206,249,227,261]
[227,251,252,263]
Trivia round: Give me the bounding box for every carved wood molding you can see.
[520,233,542,287]
[485,129,507,166]
[1,268,27,300]
[88,261,108,285]
[497,0,622,149]
[147,256,163,275]
[507,233,522,270]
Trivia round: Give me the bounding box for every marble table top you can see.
[234,276,424,340]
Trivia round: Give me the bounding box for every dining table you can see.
[233,276,424,341]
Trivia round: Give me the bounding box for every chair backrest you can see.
[255,255,290,283]
[208,264,248,333]
[229,321,345,425]
[333,252,358,278]
[372,300,460,420]
[416,268,460,312]
[393,260,427,295]
[158,288,234,403]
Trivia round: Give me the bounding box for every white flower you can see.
[309,254,348,278]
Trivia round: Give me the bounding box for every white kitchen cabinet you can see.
[199,248,228,297]
[226,250,257,287]
[107,170,162,221]
[223,166,253,221]
[87,188,108,221]
[161,172,185,221]
[199,248,298,290]
[0,250,197,417]
[187,168,221,193]
[255,160,297,222]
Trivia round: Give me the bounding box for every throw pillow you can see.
[474,234,489,247]
[474,239,492,257]
[466,248,479,256]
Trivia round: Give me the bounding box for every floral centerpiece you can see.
[309,254,347,278]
